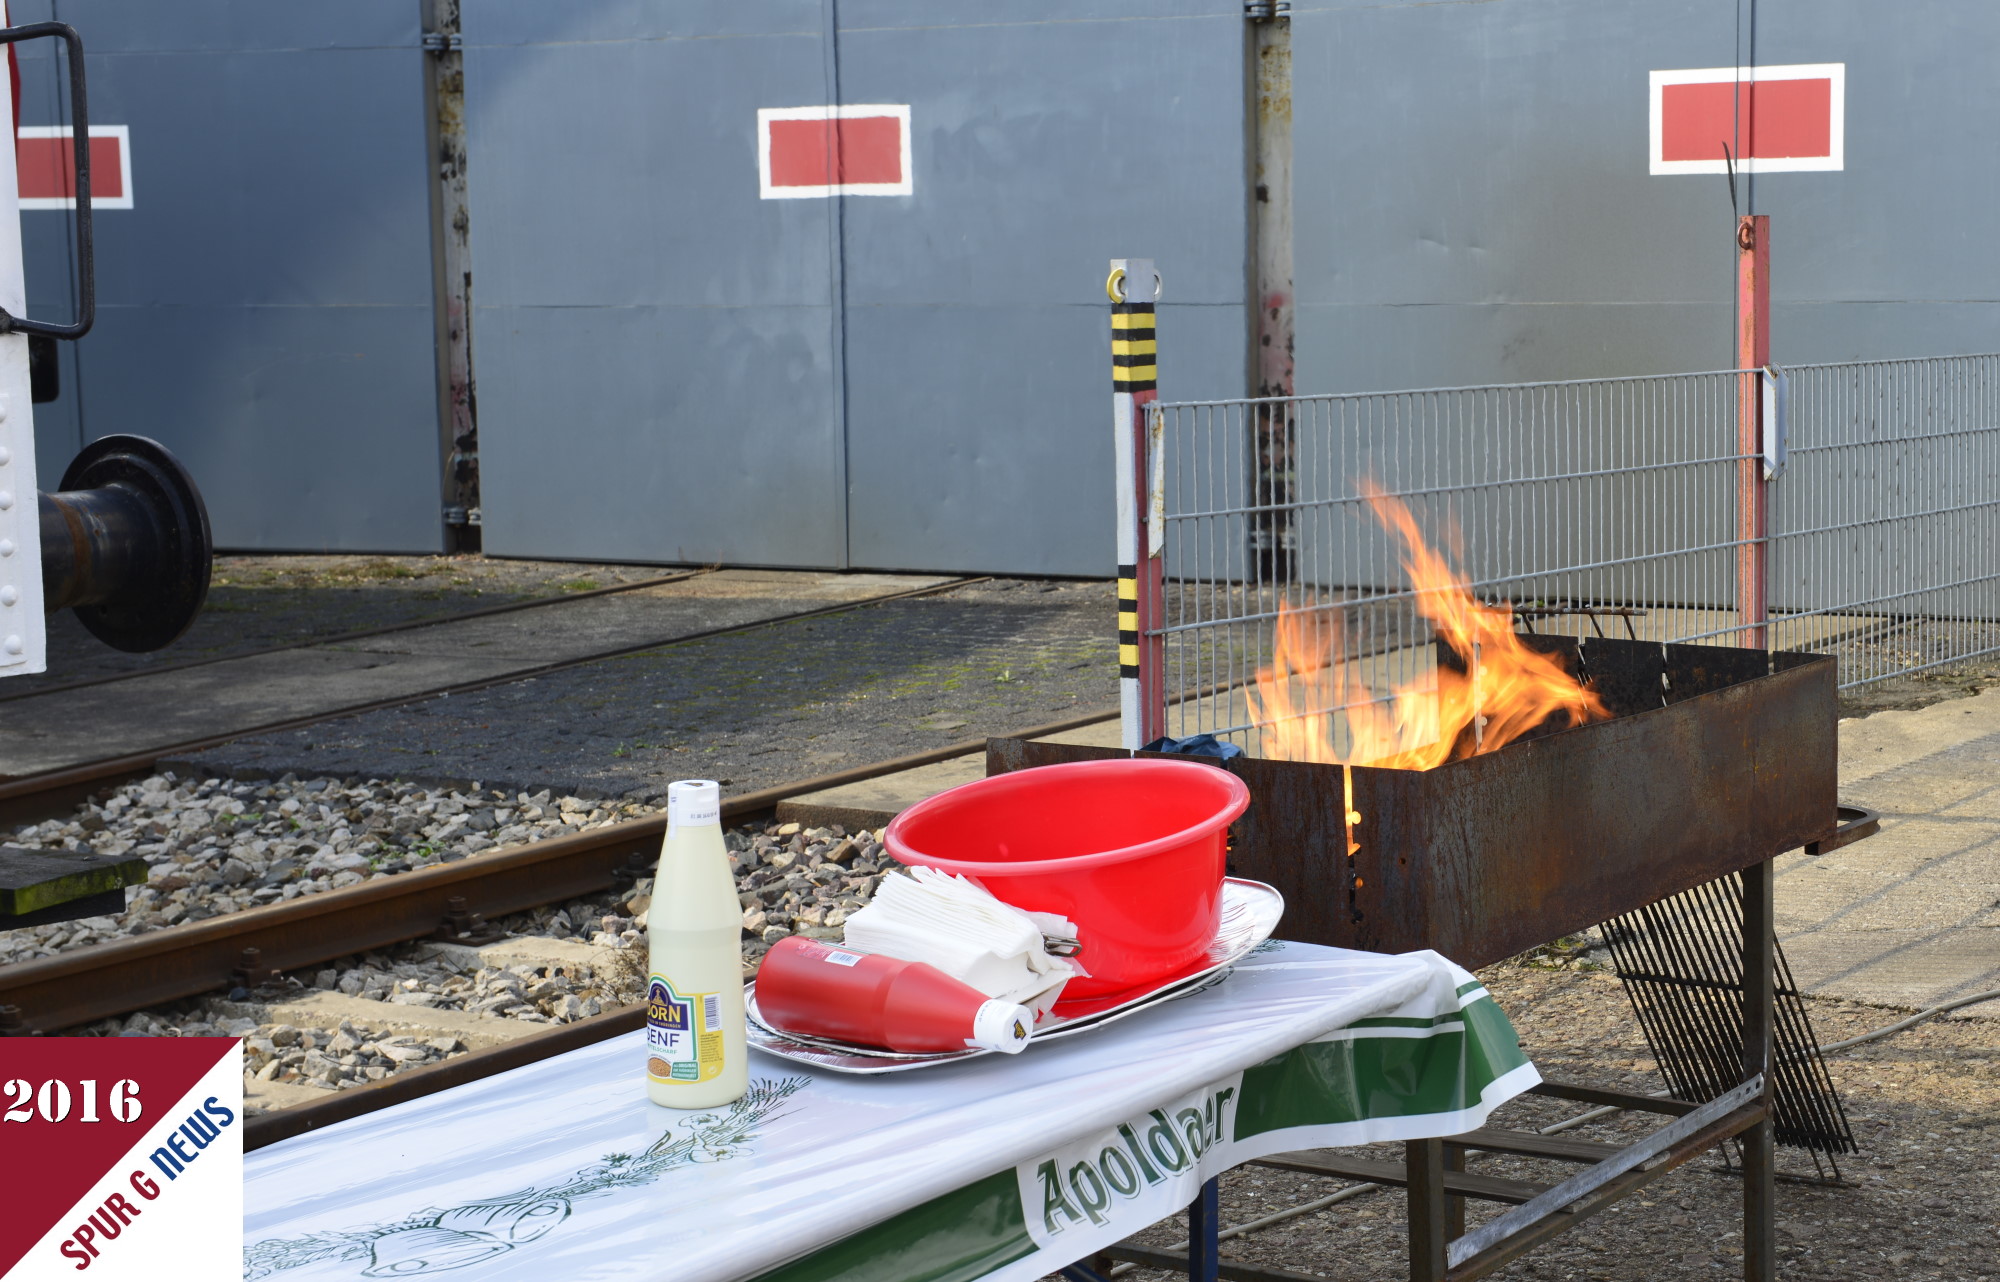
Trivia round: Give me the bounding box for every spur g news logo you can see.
[1,1040,242,1281]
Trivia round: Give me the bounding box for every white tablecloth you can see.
[243,942,1537,1282]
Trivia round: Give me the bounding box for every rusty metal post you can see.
[1735,216,1770,649]
[1110,259,1166,747]
[1443,1142,1467,1239]
[424,0,480,551]
[1406,1137,1447,1282]
[1741,858,1776,1282]
[1247,3,1294,583]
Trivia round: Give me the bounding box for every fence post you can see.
[1248,4,1295,583]
[1736,216,1770,649]
[1110,259,1166,748]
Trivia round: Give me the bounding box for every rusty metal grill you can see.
[992,638,1836,970]
[993,635,1847,1278]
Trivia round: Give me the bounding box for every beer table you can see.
[242,941,1538,1282]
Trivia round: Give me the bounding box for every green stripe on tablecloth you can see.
[749,1170,1033,1282]
[755,994,1528,1281]
[1345,1011,1466,1030]
[1232,996,1530,1140]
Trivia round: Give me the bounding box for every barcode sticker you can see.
[703,993,722,1032]
[823,950,864,967]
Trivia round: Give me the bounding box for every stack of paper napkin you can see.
[841,866,1082,1015]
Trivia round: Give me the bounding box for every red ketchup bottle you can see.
[754,937,1035,1054]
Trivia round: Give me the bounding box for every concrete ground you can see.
[171,577,1121,801]
[0,568,959,779]
[5,554,683,698]
[1777,686,2000,1015]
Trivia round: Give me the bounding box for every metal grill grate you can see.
[1601,871,1855,1175]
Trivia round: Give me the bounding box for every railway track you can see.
[0,569,1122,1142]
[0,574,989,827]
[0,703,1119,1038]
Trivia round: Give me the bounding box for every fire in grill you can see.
[994,634,1835,969]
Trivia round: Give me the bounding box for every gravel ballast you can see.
[6,770,894,1099]
[0,771,664,966]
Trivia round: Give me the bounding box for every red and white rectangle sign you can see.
[1649,64,1844,174]
[758,105,911,199]
[16,125,134,209]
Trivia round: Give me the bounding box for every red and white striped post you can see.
[1735,216,1771,651]
[1110,259,1165,748]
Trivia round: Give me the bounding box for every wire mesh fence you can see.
[1770,353,2000,687]
[1150,354,2000,758]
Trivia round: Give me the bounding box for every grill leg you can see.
[1444,1142,1467,1239]
[1407,1138,1447,1282]
[1187,1176,1220,1282]
[1743,858,1776,1282]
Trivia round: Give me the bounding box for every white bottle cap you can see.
[667,780,722,829]
[966,1000,1035,1054]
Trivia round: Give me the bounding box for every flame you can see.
[1248,485,1609,770]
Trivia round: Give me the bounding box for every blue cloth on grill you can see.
[1139,733,1244,761]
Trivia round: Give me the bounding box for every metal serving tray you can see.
[743,878,1284,1075]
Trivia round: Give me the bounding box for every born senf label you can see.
[646,974,727,1084]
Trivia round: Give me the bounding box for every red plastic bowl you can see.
[883,758,1251,999]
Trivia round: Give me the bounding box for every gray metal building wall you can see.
[1754,1,2000,365]
[11,1,1993,570]
[461,1,1250,576]
[15,0,445,552]
[458,4,848,570]
[1290,0,2000,394]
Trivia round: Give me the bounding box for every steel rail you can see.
[245,1002,649,1149]
[0,702,1120,1034]
[0,575,991,827]
[0,566,718,706]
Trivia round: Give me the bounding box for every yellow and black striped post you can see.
[1109,258,1165,748]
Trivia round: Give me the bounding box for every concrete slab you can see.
[0,571,956,779]
[242,989,566,1113]
[336,572,954,662]
[10,554,688,702]
[418,935,620,974]
[174,578,1120,802]
[1773,686,2000,1016]
[0,649,526,777]
[772,716,1124,830]
[245,1077,331,1115]
[257,990,547,1051]
[654,570,958,599]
